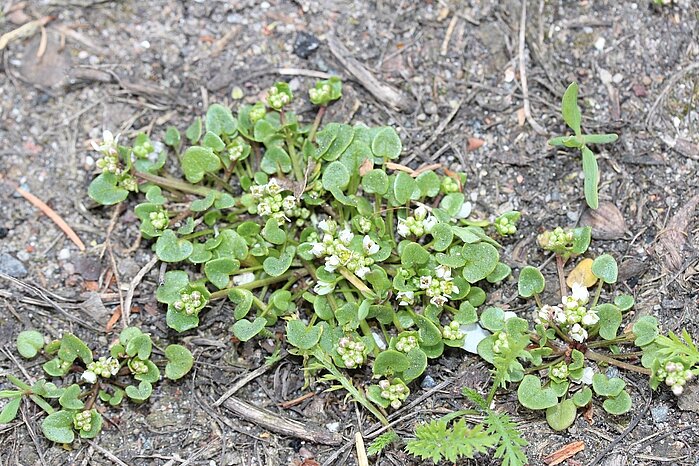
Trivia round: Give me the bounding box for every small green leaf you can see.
[286,320,322,350]
[561,82,582,136]
[571,227,592,255]
[581,146,599,209]
[480,307,505,332]
[517,266,545,297]
[597,304,622,340]
[592,254,618,284]
[400,242,430,267]
[0,396,22,424]
[166,307,199,332]
[206,104,236,136]
[58,334,92,364]
[164,344,194,380]
[602,390,632,415]
[440,193,465,217]
[486,262,511,283]
[262,246,296,277]
[88,173,128,206]
[322,161,350,191]
[58,384,84,410]
[413,314,442,346]
[430,223,453,252]
[632,316,659,347]
[202,131,225,151]
[42,410,75,443]
[517,375,558,410]
[362,169,389,195]
[393,172,416,205]
[228,289,254,320]
[402,348,428,383]
[614,294,634,311]
[164,126,181,148]
[572,387,592,407]
[592,373,626,397]
[16,330,44,359]
[125,334,153,360]
[125,381,153,401]
[232,317,267,342]
[262,218,286,245]
[205,257,239,289]
[371,127,402,159]
[416,171,440,198]
[156,270,189,304]
[185,117,202,143]
[373,350,410,376]
[190,191,216,212]
[545,399,577,431]
[582,134,618,145]
[181,146,222,183]
[155,230,193,263]
[461,242,499,283]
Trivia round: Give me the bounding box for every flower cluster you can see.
[442,321,464,341]
[657,360,695,396]
[418,265,458,307]
[129,358,149,374]
[492,331,510,354]
[441,176,459,193]
[227,137,249,162]
[337,336,367,369]
[378,379,409,409]
[537,227,575,253]
[309,83,333,105]
[93,130,121,174]
[266,84,292,110]
[397,206,437,238]
[534,284,598,342]
[73,410,93,432]
[395,334,419,353]
[250,179,307,225]
[494,215,517,236]
[173,290,206,316]
[82,357,120,384]
[549,362,569,382]
[249,102,266,123]
[310,220,378,279]
[149,210,169,231]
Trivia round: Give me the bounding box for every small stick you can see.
[518,0,546,135]
[213,362,273,407]
[440,15,459,56]
[279,392,315,409]
[14,185,85,251]
[87,441,131,466]
[355,432,369,466]
[122,255,158,328]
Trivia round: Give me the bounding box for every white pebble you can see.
[594,37,606,51]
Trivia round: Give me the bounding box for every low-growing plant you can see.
[82,77,519,424]
[548,83,618,209]
[1,328,193,443]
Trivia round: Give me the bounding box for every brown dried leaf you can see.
[567,258,597,288]
[579,201,627,240]
[543,440,585,466]
[358,158,374,176]
[654,195,699,272]
[467,137,485,151]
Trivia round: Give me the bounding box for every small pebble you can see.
[326,422,340,432]
[293,31,320,59]
[421,375,436,389]
[594,37,606,51]
[651,405,670,423]
[58,248,71,261]
[0,253,28,278]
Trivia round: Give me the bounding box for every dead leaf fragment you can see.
[654,194,699,272]
[579,202,627,240]
[467,137,485,151]
[566,258,597,288]
[543,440,585,465]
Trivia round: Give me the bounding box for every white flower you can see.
[313,280,335,295]
[574,367,594,385]
[419,275,432,289]
[414,205,428,221]
[310,242,325,257]
[82,370,97,384]
[338,229,354,245]
[362,236,380,255]
[91,130,120,154]
[355,266,370,278]
[282,195,297,211]
[423,216,438,233]
[318,219,336,233]
[325,255,340,272]
[571,283,590,304]
[435,265,451,279]
[430,295,448,307]
[233,272,256,286]
[397,220,410,237]
[569,324,588,343]
[397,291,414,306]
[581,310,599,327]
[554,308,568,324]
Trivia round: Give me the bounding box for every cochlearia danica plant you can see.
[1,328,193,443]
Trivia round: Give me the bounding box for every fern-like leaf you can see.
[367,430,399,456]
[406,419,496,463]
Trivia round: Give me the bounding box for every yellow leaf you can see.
[566,258,597,288]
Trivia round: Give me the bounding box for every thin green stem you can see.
[209,269,309,299]
[136,172,216,197]
[591,279,604,308]
[280,111,304,182]
[308,106,326,142]
[585,349,651,375]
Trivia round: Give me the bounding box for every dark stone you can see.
[293,32,320,59]
[0,227,8,239]
[0,253,28,278]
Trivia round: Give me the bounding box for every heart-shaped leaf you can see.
[597,304,622,340]
[572,387,592,407]
[371,127,402,159]
[571,227,592,255]
[16,330,44,359]
[462,242,499,283]
[413,314,442,346]
[125,334,152,360]
[181,146,221,183]
[125,381,153,401]
[430,223,453,252]
[480,307,505,332]
[262,246,296,277]
[262,218,286,245]
[41,410,75,443]
[592,254,618,284]
[156,271,188,304]
[373,350,410,376]
[145,185,167,205]
[416,171,440,198]
[486,262,511,284]
[205,257,239,289]
[393,172,417,205]
[186,117,202,143]
[401,348,428,383]
[166,307,199,332]
[164,126,180,149]
[400,242,429,267]
[322,161,350,191]
[206,103,236,136]
[614,294,634,311]
[517,375,558,410]
[88,173,128,206]
[232,317,267,342]
[632,316,659,347]
[440,193,465,217]
[58,384,84,410]
[202,131,225,151]
[228,289,254,320]
[518,266,545,297]
[155,230,193,263]
[260,146,292,174]
[546,399,577,431]
[190,191,216,212]
[58,334,92,364]
[286,320,322,350]
[362,169,389,195]
[164,344,194,380]
[602,390,632,415]
[592,373,626,397]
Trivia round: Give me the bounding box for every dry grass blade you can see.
[543,440,585,465]
[355,432,369,466]
[0,16,53,50]
[14,185,86,251]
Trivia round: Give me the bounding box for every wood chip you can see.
[543,440,585,465]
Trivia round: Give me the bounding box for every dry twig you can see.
[518,0,546,135]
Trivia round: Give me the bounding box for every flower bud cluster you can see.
[309,83,332,105]
[418,265,458,307]
[249,103,266,123]
[173,290,206,316]
[266,85,292,110]
[537,227,575,253]
[549,362,569,382]
[378,379,409,409]
[337,336,367,369]
[492,331,510,354]
[441,176,459,193]
[82,357,120,384]
[133,140,154,159]
[119,176,138,192]
[73,410,93,432]
[356,216,372,234]
[442,321,464,340]
[397,206,437,238]
[149,210,169,231]
[227,137,249,161]
[309,220,378,279]
[250,179,307,225]
[657,360,695,396]
[92,130,121,174]
[534,284,598,343]
[130,358,149,374]
[494,215,517,236]
[395,334,419,353]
